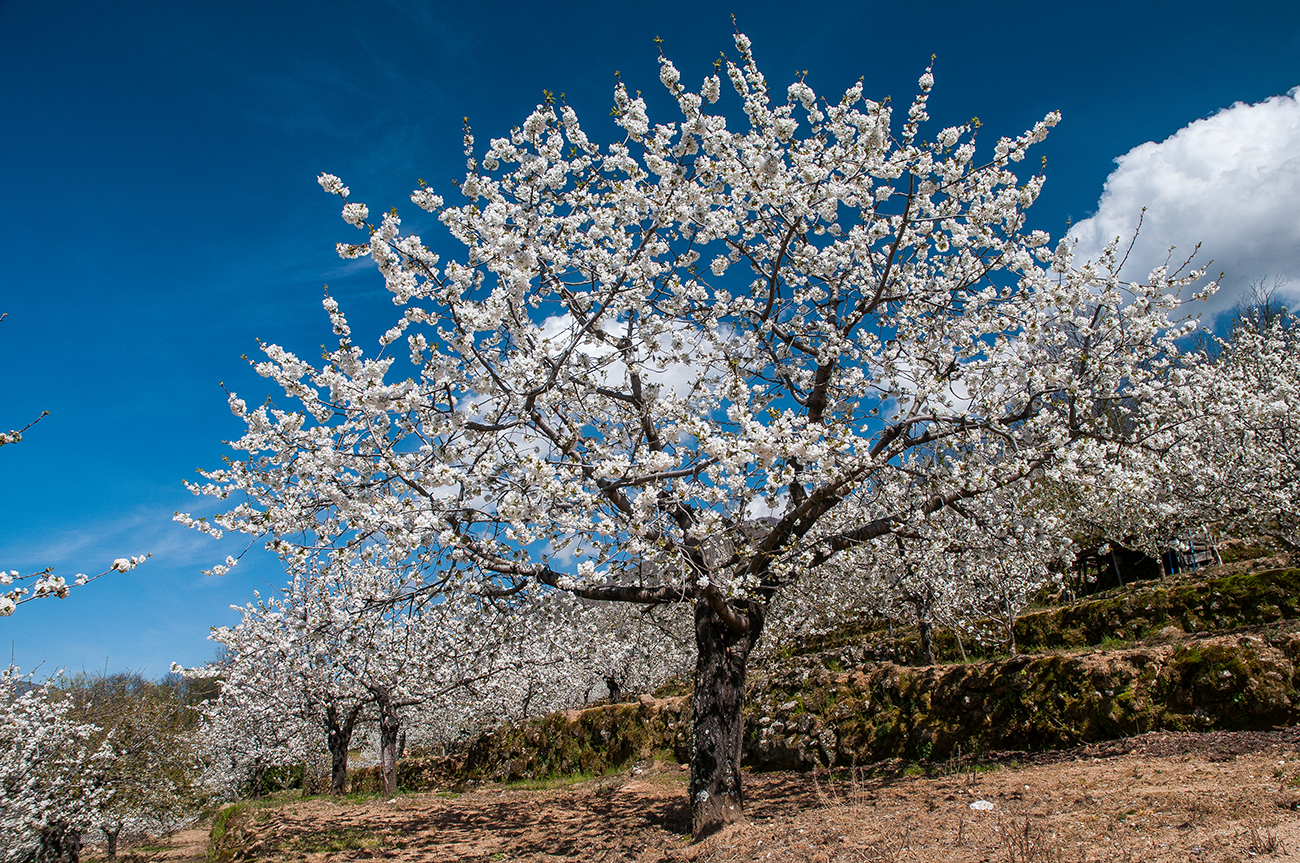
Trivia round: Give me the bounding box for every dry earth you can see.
[107,726,1300,863]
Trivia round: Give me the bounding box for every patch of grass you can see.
[503,770,598,791]
[207,804,243,847]
[297,788,396,805]
[648,747,680,766]
[294,828,381,854]
[206,803,249,863]
[641,768,689,787]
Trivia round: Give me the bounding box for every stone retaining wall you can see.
[352,628,1300,791]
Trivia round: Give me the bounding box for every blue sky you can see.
[2,0,1298,677]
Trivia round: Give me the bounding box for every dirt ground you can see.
[116,727,1300,863]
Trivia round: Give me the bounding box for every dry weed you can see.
[999,816,1063,863]
[1244,819,1284,856]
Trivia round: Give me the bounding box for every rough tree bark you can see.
[906,586,936,666]
[101,823,122,860]
[35,821,82,863]
[247,758,268,799]
[375,690,402,796]
[603,674,622,704]
[688,596,764,840]
[324,702,364,795]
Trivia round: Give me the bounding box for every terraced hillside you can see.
[350,548,1300,791]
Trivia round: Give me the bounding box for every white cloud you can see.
[1069,87,1300,322]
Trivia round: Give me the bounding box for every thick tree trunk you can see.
[377,694,402,796]
[689,596,763,841]
[36,821,81,863]
[328,732,349,795]
[325,702,361,796]
[102,823,122,860]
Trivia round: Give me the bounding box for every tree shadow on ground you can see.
[243,768,834,862]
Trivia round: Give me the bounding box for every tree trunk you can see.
[520,680,535,719]
[376,693,402,796]
[247,759,268,799]
[102,823,122,860]
[689,596,763,841]
[36,821,82,863]
[604,673,622,704]
[916,617,934,665]
[325,702,362,796]
[909,586,936,666]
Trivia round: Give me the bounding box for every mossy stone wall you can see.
[352,569,1300,792]
[747,632,1300,770]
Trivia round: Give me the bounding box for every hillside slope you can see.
[354,557,1300,790]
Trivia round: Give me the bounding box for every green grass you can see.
[292,788,404,805]
[294,828,380,854]
[503,770,599,791]
[206,803,247,863]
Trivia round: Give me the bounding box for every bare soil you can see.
[118,726,1300,863]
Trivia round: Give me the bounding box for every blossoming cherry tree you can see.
[184,34,1210,837]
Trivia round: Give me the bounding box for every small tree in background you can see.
[0,668,111,863]
[59,672,206,859]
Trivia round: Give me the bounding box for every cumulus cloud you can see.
[1069,87,1300,323]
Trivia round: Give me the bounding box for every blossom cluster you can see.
[0,555,147,617]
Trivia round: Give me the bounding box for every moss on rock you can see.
[354,569,1300,794]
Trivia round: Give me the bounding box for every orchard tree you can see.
[1038,304,1299,566]
[789,482,1070,663]
[475,591,691,720]
[193,675,315,800]
[208,553,516,796]
[1143,309,1300,552]
[183,34,1210,836]
[60,672,206,859]
[211,573,381,796]
[335,569,513,796]
[940,491,1071,656]
[0,667,112,863]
